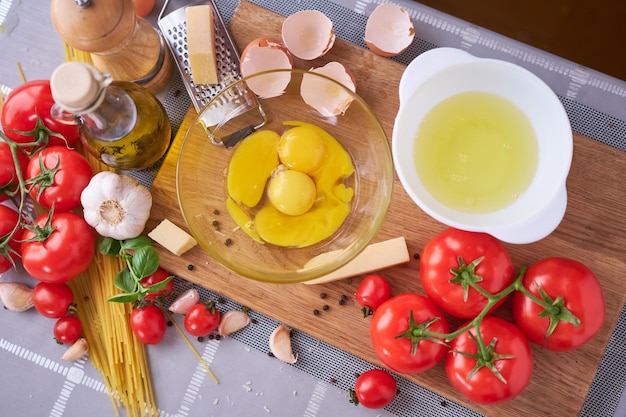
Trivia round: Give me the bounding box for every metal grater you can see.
[158,0,264,146]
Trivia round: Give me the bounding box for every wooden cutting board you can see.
[145,1,626,415]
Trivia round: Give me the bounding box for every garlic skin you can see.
[0,281,34,311]
[269,325,297,364]
[217,310,251,336]
[81,171,152,240]
[61,338,89,361]
[168,288,200,315]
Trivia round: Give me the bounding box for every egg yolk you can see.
[226,121,354,248]
[268,169,317,216]
[278,126,326,173]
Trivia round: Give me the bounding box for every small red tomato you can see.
[184,301,221,337]
[54,315,82,345]
[26,146,93,212]
[140,267,174,301]
[130,304,167,345]
[0,141,29,202]
[355,274,391,317]
[33,282,74,318]
[351,369,397,409]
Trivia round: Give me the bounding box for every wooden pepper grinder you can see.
[50,0,174,94]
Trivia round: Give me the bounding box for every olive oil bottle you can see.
[50,62,171,170]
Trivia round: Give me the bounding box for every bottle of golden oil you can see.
[50,62,171,170]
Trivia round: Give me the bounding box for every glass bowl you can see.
[176,69,393,283]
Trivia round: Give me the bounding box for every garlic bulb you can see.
[81,171,152,240]
[0,281,34,311]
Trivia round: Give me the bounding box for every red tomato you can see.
[33,282,74,318]
[0,204,23,273]
[355,274,391,317]
[26,146,93,212]
[0,142,29,202]
[140,267,175,301]
[53,315,82,345]
[130,304,167,344]
[512,257,605,352]
[184,301,221,337]
[351,369,397,409]
[1,80,79,149]
[132,0,155,17]
[420,228,514,318]
[21,211,95,283]
[370,293,449,374]
[446,316,532,404]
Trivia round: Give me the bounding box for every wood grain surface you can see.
[145,2,626,415]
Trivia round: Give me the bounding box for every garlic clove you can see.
[269,324,297,364]
[168,288,200,315]
[217,310,251,336]
[0,281,34,311]
[61,338,89,361]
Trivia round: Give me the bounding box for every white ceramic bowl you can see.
[393,47,572,244]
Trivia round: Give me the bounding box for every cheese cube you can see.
[185,5,218,85]
[149,219,198,256]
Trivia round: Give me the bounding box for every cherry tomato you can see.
[26,146,93,212]
[512,257,605,352]
[370,293,449,374]
[0,204,23,273]
[54,315,82,344]
[130,304,166,345]
[445,316,532,404]
[32,282,74,318]
[420,228,514,318]
[184,301,221,337]
[350,369,397,409]
[355,274,391,317]
[140,267,175,301]
[1,80,79,150]
[0,141,29,202]
[21,211,95,283]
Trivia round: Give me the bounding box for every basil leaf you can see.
[108,292,141,303]
[131,246,160,279]
[98,236,121,256]
[144,275,174,294]
[114,269,136,293]
[122,236,153,251]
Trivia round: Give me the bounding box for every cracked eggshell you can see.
[240,37,293,98]
[364,3,415,57]
[281,10,336,60]
[301,62,356,117]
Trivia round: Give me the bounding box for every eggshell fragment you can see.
[364,3,415,57]
[301,62,356,117]
[282,10,336,60]
[240,37,293,97]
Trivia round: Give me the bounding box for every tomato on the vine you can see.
[349,369,397,409]
[140,267,174,301]
[33,282,74,318]
[445,316,532,404]
[0,204,23,273]
[1,80,79,150]
[21,211,95,283]
[512,257,605,352]
[420,228,514,318]
[0,142,29,202]
[54,315,82,345]
[26,146,93,212]
[355,274,391,317]
[130,304,166,345]
[370,293,449,374]
[184,301,221,337]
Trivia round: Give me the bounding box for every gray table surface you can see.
[1,1,625,417]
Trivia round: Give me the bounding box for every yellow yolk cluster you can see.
[226,121,354,248]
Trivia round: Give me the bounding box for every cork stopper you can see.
[50,62,111,113]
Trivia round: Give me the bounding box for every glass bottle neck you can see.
[80,83,137,142]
